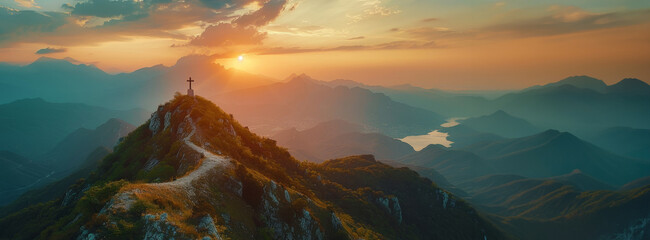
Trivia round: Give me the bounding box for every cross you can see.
[187,77,194,90]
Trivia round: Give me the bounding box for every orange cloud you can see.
[484,6,650,37]
[190,23,266,47]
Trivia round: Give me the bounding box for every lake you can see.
[399,117,465,151]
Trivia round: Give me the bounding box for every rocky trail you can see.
[151,117,228,195]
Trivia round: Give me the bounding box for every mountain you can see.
[0,151,54,206]
[462,129,650,186]
[216,74,445,137]
[325,78,492,117]
[328,76,650,135]
[42,118,135,175]
[0,56,275,110]
[438,124,505,149]
[587,126,650,160]
[460,175,584,218]
[273,120,414,162]
[620,176,650,191]
[607,78,650,95]
[489,184,650,240]
[549,169,615,191]
[491,78,650,132]
[381,160,468,197]
[523,75,608,92]
[0,57,114,105]
[458,175,650,240]
[0,117,134,206]
[0,98,148,158]
[456,174,527,195]
[397,144,496,185]
[0,147,111,217]
[0,95,508,240]
[458,110,540,138]
[113,55,277,109]
[273,119,365,142]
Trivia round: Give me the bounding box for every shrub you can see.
[77,180,129,214]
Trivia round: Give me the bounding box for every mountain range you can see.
[327,75,650,135]
[0,56,275,110]
[0,117,135,206]
[42,118,135,175]
[0,151,54,206]
[464,174,650,240]
[458,110,540,138]
[0,147,111,216]
[462,129,650,186]
[0,95,508,239]
[586,126,650,160]
[0,98,147,158]
[4,57,649,139]
[397,144,495,185]
[216,74,445,137]
[1,56,649,239]
[273,119,414,162]
[491,77,650,132]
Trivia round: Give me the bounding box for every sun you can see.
[237,55,244,61]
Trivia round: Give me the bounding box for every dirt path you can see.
[106,116,230,214]
[150,117,228,195]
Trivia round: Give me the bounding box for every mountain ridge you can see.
[462,129,650,186]
[0,95,508,240]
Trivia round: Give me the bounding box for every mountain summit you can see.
[524,75,607,92]
[459,110,540,138]
[0,95,507,239]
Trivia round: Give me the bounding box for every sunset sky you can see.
[1,0,649,89]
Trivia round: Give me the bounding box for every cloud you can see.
[187,0,289,47]
[68,0,143,18]
[347,36,365,40]
[251,40,437,55]
[0,7,68,46]
[190,23,266,47]
[421,17,438,22]
[347,0,401,23]
[0,0,287,47]
[403,26,460,39]
[234,0,287,27]
[0,1,238,46]
[264,25,325,35]
[35,47,67,54]
[198,0,256,10]
[14,0,39,8]
[484,6,650,37]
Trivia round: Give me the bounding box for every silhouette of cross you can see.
[187,77,194,90]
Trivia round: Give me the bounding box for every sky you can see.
[0,0,649,90]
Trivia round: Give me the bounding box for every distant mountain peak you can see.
[31,56,88,67]
[491,109,508,116]
[421,144,448,152]
[459,110,539,138]
[524,75,607,92]
[95,118,133,132]
[616,78,647,85]
[608,78,650,94]
[541,129,561,135]
[9,97,47,104]
[528,129,583,145]
[553,75,607,92]
[570,169,583,174]
[33,56,62,63]
[285,73,317,83]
